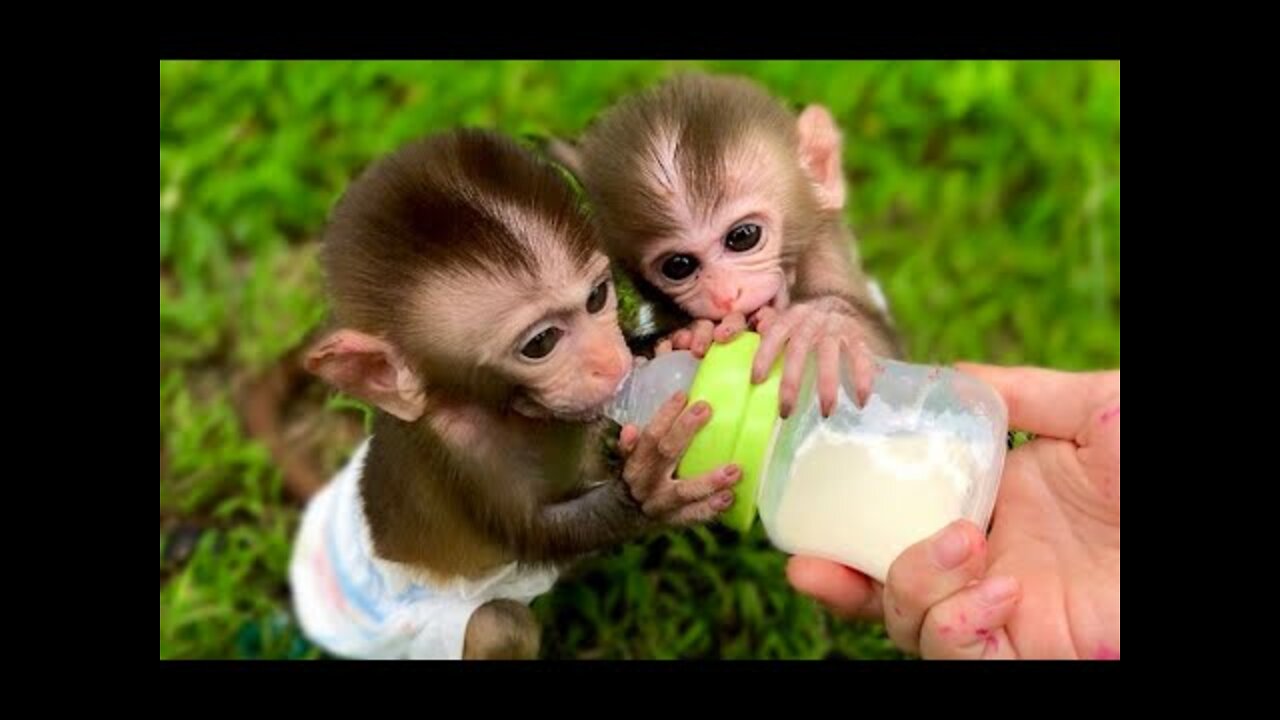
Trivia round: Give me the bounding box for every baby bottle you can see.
[605,332,1008,582]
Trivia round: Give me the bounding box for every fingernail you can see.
[930,523,971,570]
[672,391,686,404]
[978,576,1018,605]
[724,465,741,480]
[715,492,734,509]
[780,402,792,419]
[693,401,710,417]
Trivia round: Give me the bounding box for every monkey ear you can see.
[303,329,427,422]
[796,105,846,211]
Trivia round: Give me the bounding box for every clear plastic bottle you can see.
[605,351,701,430]
[606,332,1008,583]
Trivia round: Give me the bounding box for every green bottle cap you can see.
[675,332,783,532]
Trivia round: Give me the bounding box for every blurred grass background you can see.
[159,60,1120,659]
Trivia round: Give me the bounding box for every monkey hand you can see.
[656,319,716,358]
[657,312,756,357]
[615,390,742,526]
[749,297,881,418]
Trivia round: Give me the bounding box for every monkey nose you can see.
[712,289,740,313]
[592,351,630,383]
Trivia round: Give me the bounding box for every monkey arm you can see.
[510,480,652,564]
[790,231,902,359]
[790,227,861,302]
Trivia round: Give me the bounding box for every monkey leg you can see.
[461,599,542,660]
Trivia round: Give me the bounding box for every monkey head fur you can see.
[569,72,850,323]
[307,129,632,426]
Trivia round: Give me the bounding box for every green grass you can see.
[159,60,1120,659]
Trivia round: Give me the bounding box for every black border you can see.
[161,25,1120,60]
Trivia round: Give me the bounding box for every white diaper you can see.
[289,439,560,659]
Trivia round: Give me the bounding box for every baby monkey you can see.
[289,129,740,660]
[553,73,902,417]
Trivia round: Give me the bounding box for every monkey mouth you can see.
[741,296,781,326]
[612,368,633,396]
[755,286,792,317]
[563,378,631,423]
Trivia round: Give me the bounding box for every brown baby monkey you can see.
[288,129,740,660]
[551,72,902,417]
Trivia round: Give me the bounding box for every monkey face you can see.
[503,256,633,421]
[635,196,788,322]
[310,128,637,426]
[589,120,796,322]
[419,251,631,422]
[577,73,850,327]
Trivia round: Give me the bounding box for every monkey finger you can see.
[713,312,748,343]
[618,425,641,457]
[918,578,1021,660]
[667,490,736,526]
[655,401,713,464]
[816,337,843,418]
[631,391,690,465]
[778,321,821,418]
[673,329,696,351]
[654,338,674,356]
[674,464,741,502]
[644,464,740,516]
[750,306,780,334]
[847,341,879,408]
[752,310,803,383]
[649,390,691,436]
[690,320,716,358]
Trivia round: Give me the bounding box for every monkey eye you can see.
[586,279,609,313]
[520,327,564,360]
[660,254,699,281]
[725,223,762,252]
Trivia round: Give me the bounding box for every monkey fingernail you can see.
[714,492,735,509]
[619,428,638,451]
[723,465,741,481]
